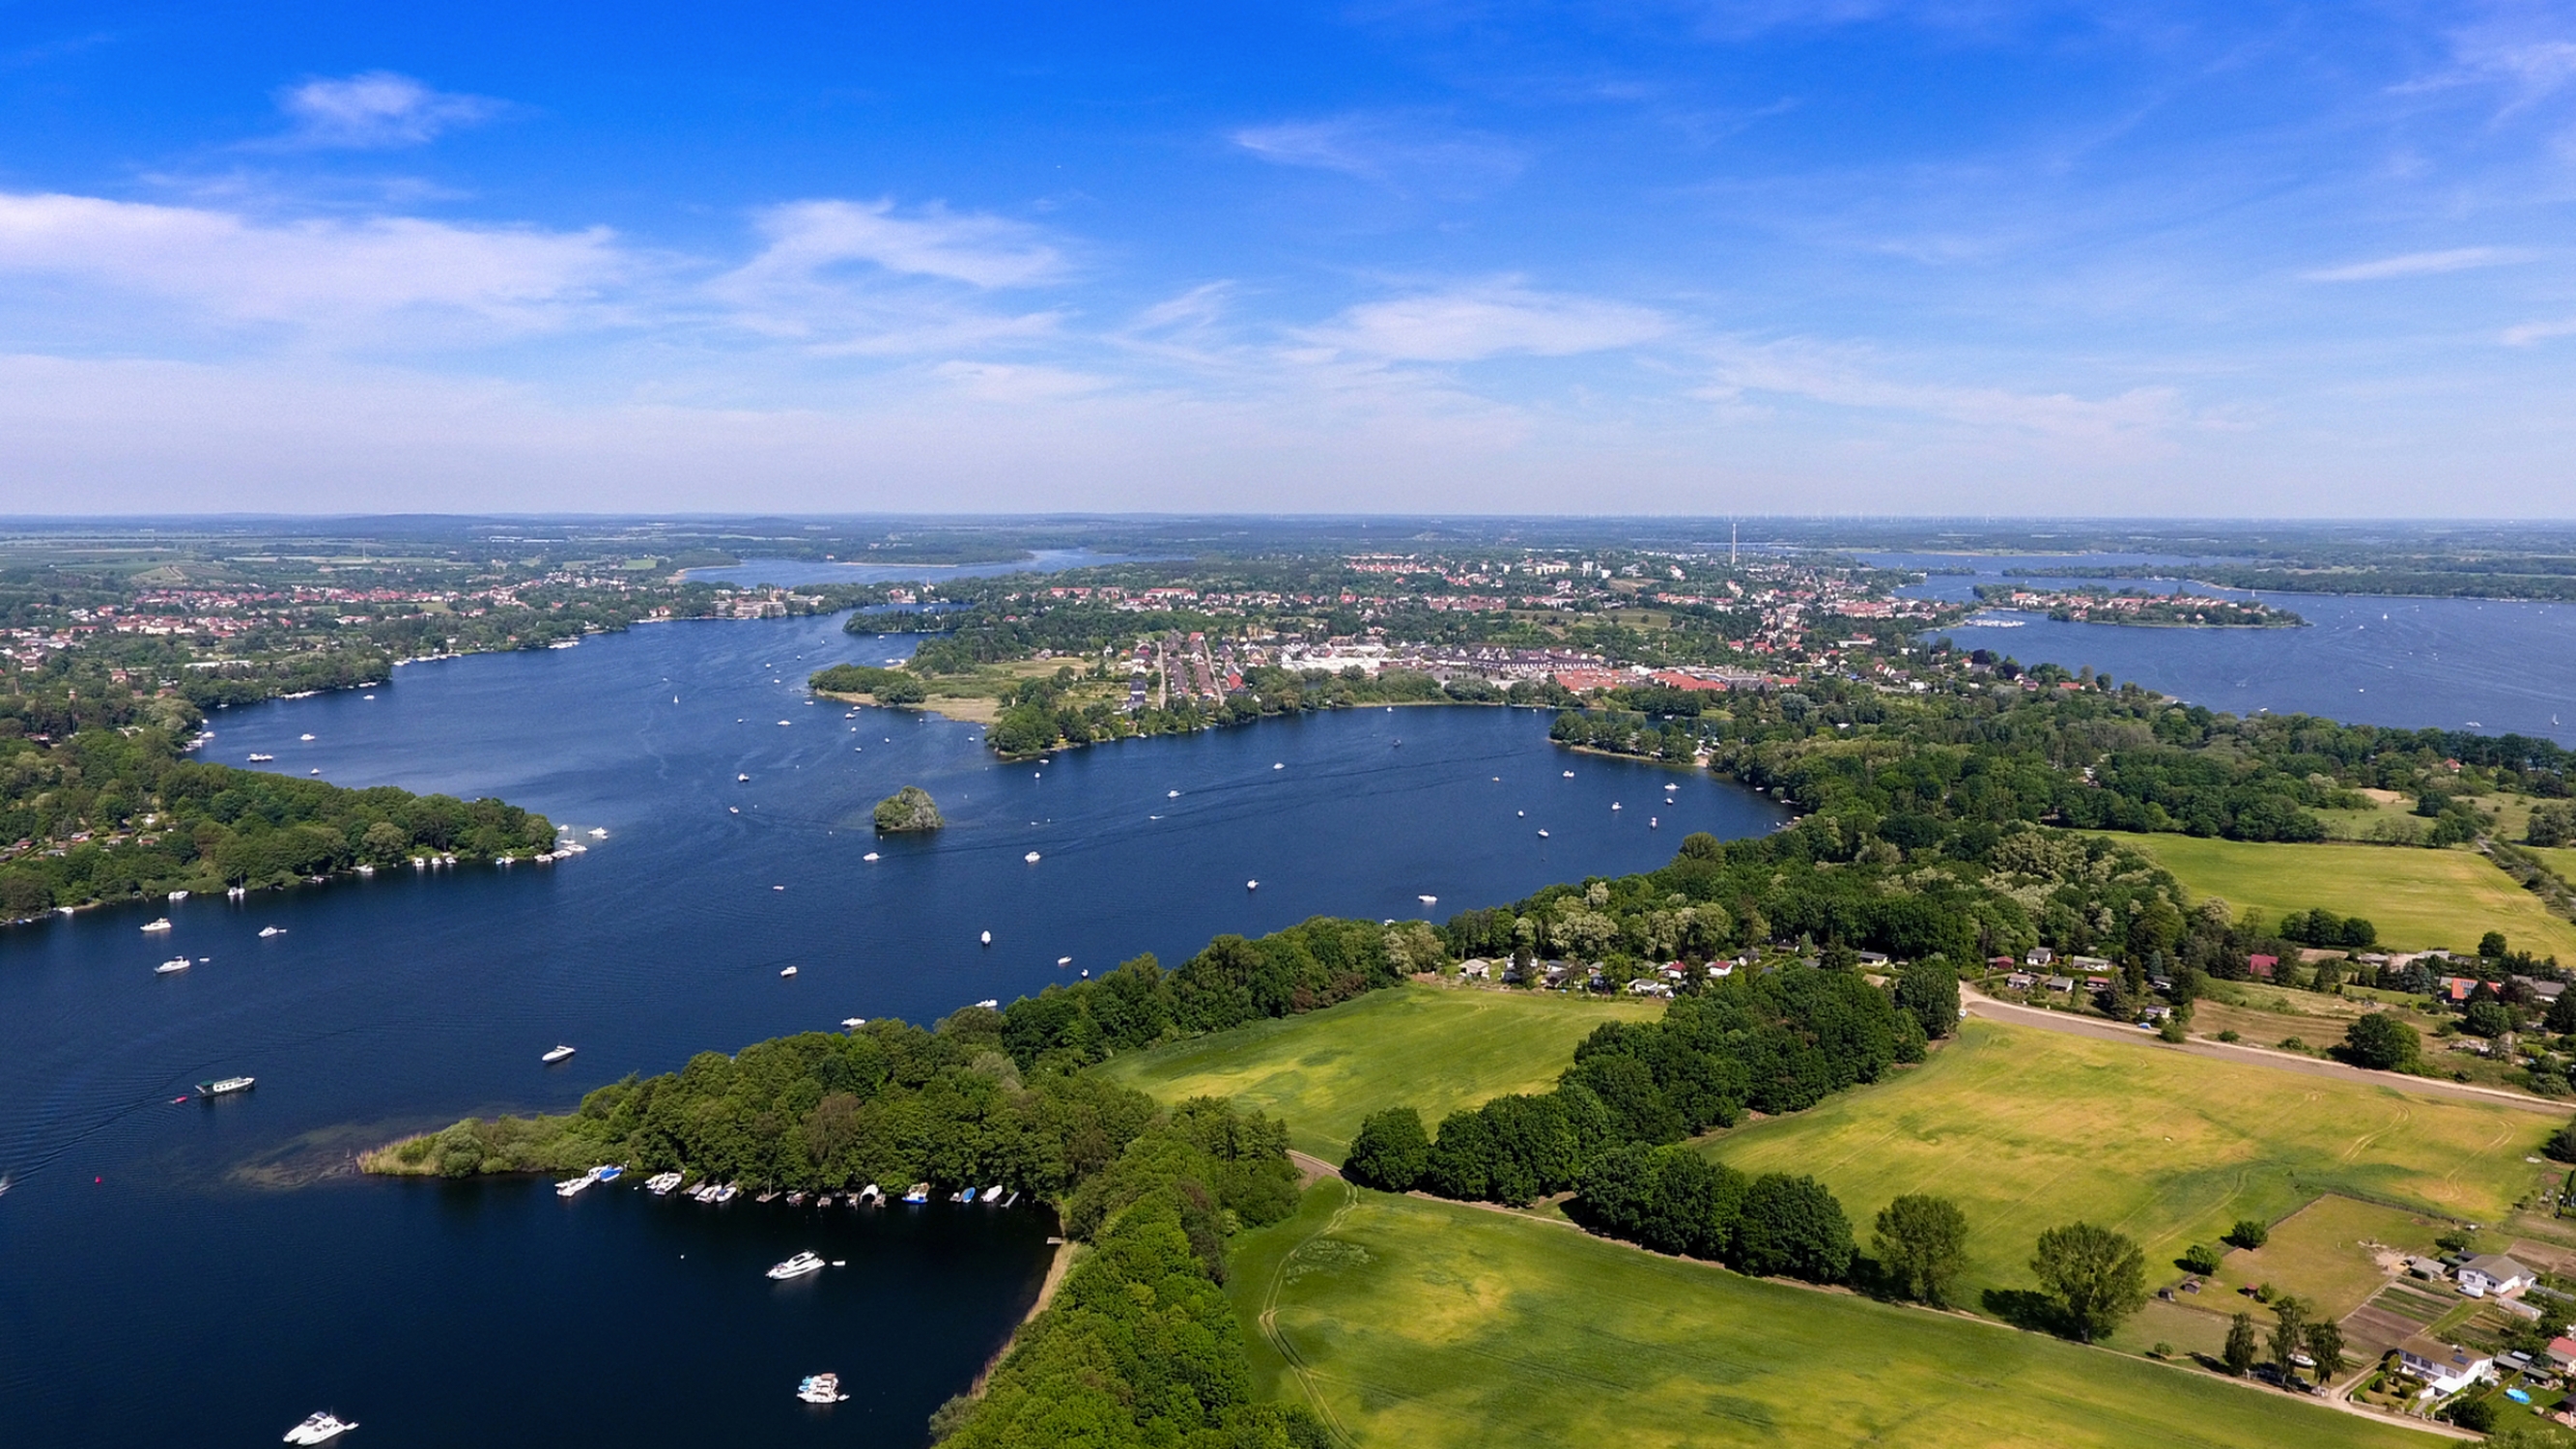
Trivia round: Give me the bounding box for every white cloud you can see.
[1231,115,1523,196]
[1703,338,2195,445]
[2303,247,2534,282]
[2504,315,2576,346]
[0,191,622,331]
[274,71,501,149]
[1304,284,1668,362]
[731,199,1065,291]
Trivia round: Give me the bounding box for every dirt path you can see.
[1962,987,2565,1115]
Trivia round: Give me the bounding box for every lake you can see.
[0,612,1783,1448]
[681,549,1146,587]
[1867,553,2576,746]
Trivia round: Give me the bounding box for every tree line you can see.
[0,721,556,919]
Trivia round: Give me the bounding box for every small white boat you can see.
[196,1076,256,1096]
[1650,817,1658,828]
[975,998,998,1009]
[141,918,173,933]
[861,851,880,863]
[730,807,740,813]
[767,1250,826,1280]
[1024,851,1041,864]
[1245,880,1258,891]
[982,1184,1005,1202]
[1562,770,1574,778]
[842,1016,867,1029]
[588,828,608,838]
[1611,803,1622,811]
[156,956,192,975]
[228,886,246,899]
[714,1182,739,1203]
[1536,829,1549,838]
[299,734,315,742]
[258,925,284,938]
[1418,895,1437,905]
[978,930,991,947]
[902,1182,931,1204]
[738,774,750,782]
[168,890,189,901]
[797,1372,849,1405]
[644,1172,684,1195]
[859,1183,884,1205]
[542,1045,577,1064]
[1057,956,1072,967]
[283,1411,357,1444]
[593,1165,622,1181]
[1167,789,1180,798]
[309,769,321,776]
[555,1174,594,1198]
[779,966,798,978]
[247,753,274,762]
[1273,762,1284,769]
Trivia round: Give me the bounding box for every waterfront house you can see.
[2460,1255,2536,1298]
[2005,972,2036,991]
[2398,1336,2494,1398]
[2044,975,2076,994]
[2026,947,2055,967]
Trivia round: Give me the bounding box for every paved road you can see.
[1962,987,2564,1115]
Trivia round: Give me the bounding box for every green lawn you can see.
[1090,985,1659,1158]
[1704,1020,2554,1330]
[2111,832,2576,960]
[1235,1182,2445,1449]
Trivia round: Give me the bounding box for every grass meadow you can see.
[2110,833,2576,960]
[1090,984,1659,1157]
[1233,1183,2445,1449]
[1704,1020,2554,1330]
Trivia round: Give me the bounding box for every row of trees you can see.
[0,723,557,917]
[1342,964,1945,1248]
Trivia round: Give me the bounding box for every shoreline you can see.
[967,1235,1084,1397]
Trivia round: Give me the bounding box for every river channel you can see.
[0,611,1783,1448]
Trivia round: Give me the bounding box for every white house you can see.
[2459,1255,2535,1298]
[2399,1336,2494,1398]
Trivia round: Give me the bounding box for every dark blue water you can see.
[1868,553,2576,746]
[0,612,1781,1448]
[683,549,1142,587]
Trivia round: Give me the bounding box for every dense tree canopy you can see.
[0,723,555,918]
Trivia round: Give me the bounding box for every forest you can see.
[1553,664,2574,847]
[0,717,556,917]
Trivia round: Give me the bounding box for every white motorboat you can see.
[796,1372,849,1405]
[1537,829,1549,838]
[1418,895,1437,905]
[141,918,173,933]
[196,1076,255,1096]
[247,753,274,762]
[978,930,991,947]
[779,966,798,978]
[862,852,879,862]
[1057,956,1072,967]
[1024,852,1041,864]
[299,733,315,742]
[714,1182,740,1203]
[901,1182,931,1204]
[555,1174,594,1198]
[589,828,608,838]
[259,925,284,937]
[767,1250,826,1280]
[738,774,750,781]
[1562,770,1574,778]
[156,956,192,975]
[982,1184,1005,1202]
[644,1171,684,1195]
[283,1410,357,1443]
[593,1165,622,1181]
[169,890,189,901]
[542,1045,576,1064]
[1246,880,1258,890]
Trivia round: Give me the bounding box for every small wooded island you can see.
[873,785,945,833]
[1973,583,2303,627]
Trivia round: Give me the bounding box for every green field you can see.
[1236,1183,2444,1449]
[2111,833,2576,960]
[1090,985,1659,1157]
[1706,1020,2554,1330]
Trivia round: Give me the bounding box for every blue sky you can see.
[1,1,2572,514]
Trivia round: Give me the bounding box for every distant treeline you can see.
[1553,668,2574,847]
[0,723,555,918]
[2008,563,2576,604]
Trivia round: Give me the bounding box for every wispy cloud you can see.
[2304,246,2535,282]
[1303,282,1667,361]
[0,191,620,331]
[1231,114,1524,196]
[730,199,1066,290]
[1702,337,2198,445]
[272,71,503,149]
[2504,315,2576,346]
